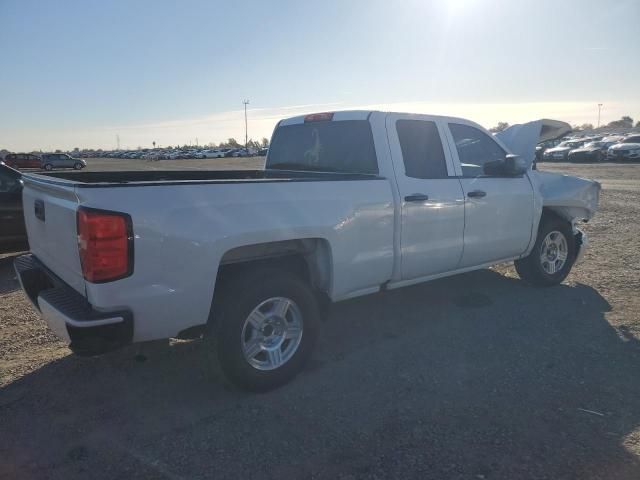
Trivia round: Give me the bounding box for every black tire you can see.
[514,214,576,287]
[44,164,53,171]
[74,162,83,170]
[210,267,320,392]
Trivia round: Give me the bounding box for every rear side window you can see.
[396,120,448,179]
[267,120,378,174]
[449,123,507,177]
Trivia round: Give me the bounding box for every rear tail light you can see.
[304,112,334,122]
[77,207,133,283]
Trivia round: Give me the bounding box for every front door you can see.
[386,114,465,280]
[444,122,534,268]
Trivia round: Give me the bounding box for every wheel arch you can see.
[216,238,333,291]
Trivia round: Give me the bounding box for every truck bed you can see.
[26,169,383,187]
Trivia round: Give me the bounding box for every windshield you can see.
[266,120,378,174]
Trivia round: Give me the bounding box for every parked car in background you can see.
[224,148,240,157]
[567,141,608,162]
[0,163,28,252]
[535,139,563,162]
[602,135,624,145]
[40,153,86,171]
[202,149,230,158]
[543,140,585,161]
[607,141,640,161]
[4,153,41,169]
[258,147,269,156]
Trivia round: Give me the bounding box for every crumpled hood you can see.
[495,119,572,167]
[494,119,601,222]
[530,170,601,222]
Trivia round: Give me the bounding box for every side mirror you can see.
[505,154,528,175]
[483,154,528,176]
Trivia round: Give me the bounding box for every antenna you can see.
[243,99,250,149]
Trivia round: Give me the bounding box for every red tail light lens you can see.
[77,208,133,283]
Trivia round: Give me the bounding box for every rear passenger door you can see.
[386,114,465,280]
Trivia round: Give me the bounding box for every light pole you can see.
[597,103,603,128]
[243,99,250,149]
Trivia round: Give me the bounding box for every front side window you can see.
[396,120,448,179]
[449,123,507,177]
[267,120,378,174]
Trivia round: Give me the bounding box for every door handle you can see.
[467,190,486,198]
[404,194,429,202]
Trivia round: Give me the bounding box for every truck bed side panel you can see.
[76,179,395,342]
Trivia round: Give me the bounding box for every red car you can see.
[4,153,42,169]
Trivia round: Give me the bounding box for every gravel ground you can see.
[1,160,639,479]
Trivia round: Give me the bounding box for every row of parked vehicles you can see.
[3,153,87,171]
[2,146,271,171]
[95,146,268,160]
[536,133,640,162]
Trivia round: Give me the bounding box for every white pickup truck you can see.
[15,110,600,391]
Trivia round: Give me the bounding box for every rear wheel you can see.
[210,267,320,392]
[43,164,53,171]
[515,215,576,286]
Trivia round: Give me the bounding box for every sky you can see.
[1,0,639,151]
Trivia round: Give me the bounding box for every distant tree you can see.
[607,116,634,128]
[636,121,640,128]
[489,122,510,133]
[580,123,594,131]
[261,137,269,147]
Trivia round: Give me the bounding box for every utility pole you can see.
[243,99,250,149]
[597,104,603,128]
[116,134,120,150]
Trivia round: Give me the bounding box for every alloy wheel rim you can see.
[540,230,568,275]
[241,297,303,371]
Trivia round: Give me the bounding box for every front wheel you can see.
[74,162,84,170]
[44,164,53,171]
[211,267,320,392]
[514,215,576,287]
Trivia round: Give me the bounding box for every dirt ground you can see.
[1,159,639,479]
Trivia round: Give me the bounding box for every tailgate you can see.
[22,175,85,294]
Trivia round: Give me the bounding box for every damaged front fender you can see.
[531,170,601,223]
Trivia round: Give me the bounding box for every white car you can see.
[15,111,600,391]
[202,149,228,158]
